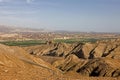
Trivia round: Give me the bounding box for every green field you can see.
[54,38,98,43]
[0,40,46,46]
[0,38,114,46]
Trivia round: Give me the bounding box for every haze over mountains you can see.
[0,25,45,33]
[0,25,120,33]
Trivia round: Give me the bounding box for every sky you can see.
[0,0,120,32]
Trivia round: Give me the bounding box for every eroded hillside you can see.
[0,39,120,80]
[24,39,120,79]
[0,44,67,80]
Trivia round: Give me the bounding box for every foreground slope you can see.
[0,44,62,80]
[1,44,117,80]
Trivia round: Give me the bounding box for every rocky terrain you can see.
[0,44,68,80]
[25,39,120,59]
[0,39,120,80]
[24,39,120,79]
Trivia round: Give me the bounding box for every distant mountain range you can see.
[0,25,46,33]
[0,25,120,34]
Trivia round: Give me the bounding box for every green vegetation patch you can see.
[54,38,98,44]
[54,38,80,43]
[0,40,46,46]
[0,38,115,46]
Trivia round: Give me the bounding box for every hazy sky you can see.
[0,0,120,32]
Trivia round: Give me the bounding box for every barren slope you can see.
[0,44,62,80]
[1,44,117,80]
[1,39,120,80]
[24,39,120,79]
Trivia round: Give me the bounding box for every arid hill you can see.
[25,39,120,59]
[0,39,120,80]
[24,42,75,57]
[0,44,66,80]
[24,39,120,79]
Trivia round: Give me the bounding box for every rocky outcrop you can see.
[77,58,120,77]
[53,55,120,77]
[53,54,83,72]
[24,42,75,57]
